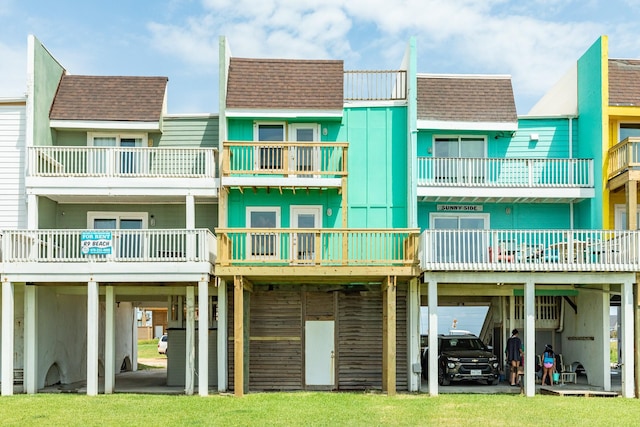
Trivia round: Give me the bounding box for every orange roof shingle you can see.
[226,58,343,110]
[49,75,167,122]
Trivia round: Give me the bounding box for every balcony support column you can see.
[427,279,438,396]
[407,278,420,392]
[186,195,196,259]
[626,180,638,230]
[1,281,14,396]
[382,276,396,396]
[185,286,195,395]
[233,276,252,396]
[104,286,115,394]
[27,194,38,229]
[523,279,535,397]
[217,279,228,392]
[198,279,209,396]
[621,279,635,398]
[24,283,38,394]
[86,280,99,396]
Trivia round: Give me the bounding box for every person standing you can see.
[541,344,556,386]
[505,329,523,386]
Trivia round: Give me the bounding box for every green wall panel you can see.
[33,37,65,147]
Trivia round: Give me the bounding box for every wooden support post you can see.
[382,276,397,395]
[185,286,196,395]
[234,276,244,397]
[198,280,209,396]
[622,279,635,398]
[626,180,638,230]
[524,279,535,397]
[24,283,37,394]
[217,279,228,392]
[427,280,438,396]
[104,286,115,394]
[1,281,14,396]
[86,281,99,396]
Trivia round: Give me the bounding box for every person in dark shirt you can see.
[505,329,523,386]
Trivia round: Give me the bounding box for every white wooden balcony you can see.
[215,228,420,279]
[26,146,218,200]
[420,229,640,272]
[221,141,347,189]
[0,229,216,281]
[417,157,594,202]
[343,70,407,101]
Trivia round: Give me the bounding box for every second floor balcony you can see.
[417,157,594,202]
[0,228,216,280]
[608,137,640,190]
[27,146,219,199]
[215,228,419,279]
[420,229,640,272]
[221,141,348,189]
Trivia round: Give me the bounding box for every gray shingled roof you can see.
[226,58,343,110]
[417,75,517,124]
[50,75,167,121]
[609,59,640,106]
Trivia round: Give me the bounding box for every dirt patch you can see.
[138,357,167,368]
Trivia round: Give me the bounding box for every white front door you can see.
[291,206,322,263]
[305,320,335,388]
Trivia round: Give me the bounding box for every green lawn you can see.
[137,339,161,359]
[1,393,639,426]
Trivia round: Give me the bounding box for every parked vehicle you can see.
[421,334,499,385]
[157,334,168,355]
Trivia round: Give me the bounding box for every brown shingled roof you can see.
[226,58,343,110]
[50,75,167,121]
[609,59,640,106]
[417,75,517,123]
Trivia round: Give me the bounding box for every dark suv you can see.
[422,334,499,385]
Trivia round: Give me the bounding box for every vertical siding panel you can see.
[0,104,27,229]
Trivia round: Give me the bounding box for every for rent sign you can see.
[81,231,113,255]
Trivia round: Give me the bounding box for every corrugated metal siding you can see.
[158,116,218,148]
[0,104,27,229]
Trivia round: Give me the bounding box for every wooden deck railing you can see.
[221,141,348,178]
[28,146,218,178]
[216,228,420,266]
[417,157,594,187]
[344,70,407,101]
[420,229,640,272]
[608,137,640,179]
[0,229,216,263]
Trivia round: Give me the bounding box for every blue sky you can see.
[2,0,640,114]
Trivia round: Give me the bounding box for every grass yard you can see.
[137,339,162,360]
[1,392,640,426]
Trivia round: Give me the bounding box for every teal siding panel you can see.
[343,106,408,228]
[227,188,341,229]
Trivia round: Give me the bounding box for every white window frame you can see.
[87,132,148,147]
[290,205,322,263]
[246,206,281,259]
[87,211,148,259]
[429,212,490,263]
[432,135,487,158]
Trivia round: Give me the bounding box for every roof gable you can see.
[226,58,344,111]
[49,75,167,122]
[417,75,517,125]
[609,59,640,106]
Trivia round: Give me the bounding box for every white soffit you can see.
[49,120,161,131]
[417,120,518,132]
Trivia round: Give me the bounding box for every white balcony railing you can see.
[0,229,216,263]
[417,158,593,187]
[28,146,218,178]
[420,229,640,272]
[344,70,407,101]
[216,228,419,266]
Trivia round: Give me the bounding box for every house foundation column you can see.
[87,280,99,396]
[185,286,196,395]
[217,278,228,392]
[382,276,396,395]
[407,278,420,392]
[427,279,438,396]
[24,284,37,394]
[1,281,14,396]
[198,280,209,396]
[622,279,635,398]
[104,286,115,394]
[524,279,535,397]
